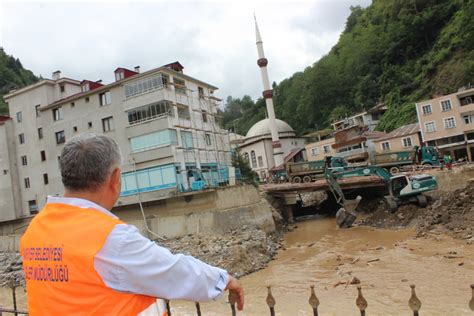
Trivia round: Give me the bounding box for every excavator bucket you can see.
[335,196,362,228]
[324,160,362,228]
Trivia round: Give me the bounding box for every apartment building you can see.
[372,123,421,154]
[416,87,474,161]
[305,137,335,161]
[332,103,387,131]
[2,62,231,220]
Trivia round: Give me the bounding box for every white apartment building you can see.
[2,62,232,220]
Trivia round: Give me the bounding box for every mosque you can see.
[237,18,306,181]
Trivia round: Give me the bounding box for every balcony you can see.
[125,115,171,139]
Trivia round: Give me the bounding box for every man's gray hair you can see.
[60,133,122,191]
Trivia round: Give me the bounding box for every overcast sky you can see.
[1,0,371,103]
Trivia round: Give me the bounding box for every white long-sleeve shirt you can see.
[46,196,229,301]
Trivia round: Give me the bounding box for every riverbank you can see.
[356,164,474,241]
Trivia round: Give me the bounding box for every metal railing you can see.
[3,284,474,315]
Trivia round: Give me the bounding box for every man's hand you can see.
[225,275,244,310]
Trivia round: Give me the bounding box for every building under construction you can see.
[1,62,234,221]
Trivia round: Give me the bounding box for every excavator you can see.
[324,157,438,228]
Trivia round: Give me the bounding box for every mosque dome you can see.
[245,118,295,139]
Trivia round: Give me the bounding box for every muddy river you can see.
[2,217,473,315]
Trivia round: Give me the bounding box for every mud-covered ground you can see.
[357,166,474,241]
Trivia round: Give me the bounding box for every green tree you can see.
[231,151,259,186]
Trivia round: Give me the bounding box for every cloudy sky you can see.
[1,0,370,103]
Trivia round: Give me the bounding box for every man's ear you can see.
[109,167,121,191]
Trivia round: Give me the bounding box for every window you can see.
[311,147,319,156]
[130,129,178,153]
[444,117,456,129]
[464,114,474,124]
[440,100,452,112]
[43,173,49,185]
[425,122,436,133]
[16,111,22,123]
[258,156,263,167]
[124,73,169,98]
[250,151,257,168]
[24,177,30,189]
[88,122,92,128]
[82,84,90,92]
[85,97,90,103]
[381,142,390,151]
[99,91,112,106]
[28,200,38,214]
[127,101,174,125]
[323,145,331,154]
[180,131,193,149]
[21,155,27,166]
[115,71,124,81]
[53,107,63,121]
[60,85,65,92]
[120,164,177,196]
[102,116,114,132]
[198,86,204,97]
[35,105,41,117]
[205,133,212,146]
[19,133,25,144]
[460,95,473,106]
[402,137,412,148]
[55,130,65,144]
[243,152,249,162]
[40,150,46,161]
[173,78,186,94]
[421,104,432,115]
[177,104,190,119]
[38,128,43,140]
[73,126,78,132]
[71,102,75,108]
[202,110,208,123]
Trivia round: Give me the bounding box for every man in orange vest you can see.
[20,133,244,315]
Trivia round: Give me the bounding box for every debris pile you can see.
[0,252,24,288]
[358,179,474,240]
[160,226,281,278]
[417,178,473,239]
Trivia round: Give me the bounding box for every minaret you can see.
[255,16,284,167]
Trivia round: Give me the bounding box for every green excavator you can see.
[324,158,438,228]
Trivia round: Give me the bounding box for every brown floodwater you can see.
[3,217,473,315]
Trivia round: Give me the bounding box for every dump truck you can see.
[368,146,440,174]
[286,156,347,183]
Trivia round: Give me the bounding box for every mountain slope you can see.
[222,0,474,134]
[0,48,39,114]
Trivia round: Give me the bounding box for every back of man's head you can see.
[60,133,121,192]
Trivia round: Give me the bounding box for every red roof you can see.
[114,67,139,79]
[0,115,11,123]
[81,80,104,91]
[162,61,184,72]
[284,148,304,164]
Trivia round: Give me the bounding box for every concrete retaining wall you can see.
[0,185,275,251]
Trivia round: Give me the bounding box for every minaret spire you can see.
[254,15,284,168]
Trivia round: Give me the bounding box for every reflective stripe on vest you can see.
[20,203,157,316]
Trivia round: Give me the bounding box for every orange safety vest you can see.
[20,203,158,315]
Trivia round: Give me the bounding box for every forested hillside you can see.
[0,48,39,114]
[221,0,474,135]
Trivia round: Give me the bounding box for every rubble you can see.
[160,226,281,278]
[357,178,474,240]
[0,252,24,288]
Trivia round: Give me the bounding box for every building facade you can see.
[332,103,387,131]
[305,137,335,161]
[416,87,474,161]
[2,62,232,220]
[372,123,421,154]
